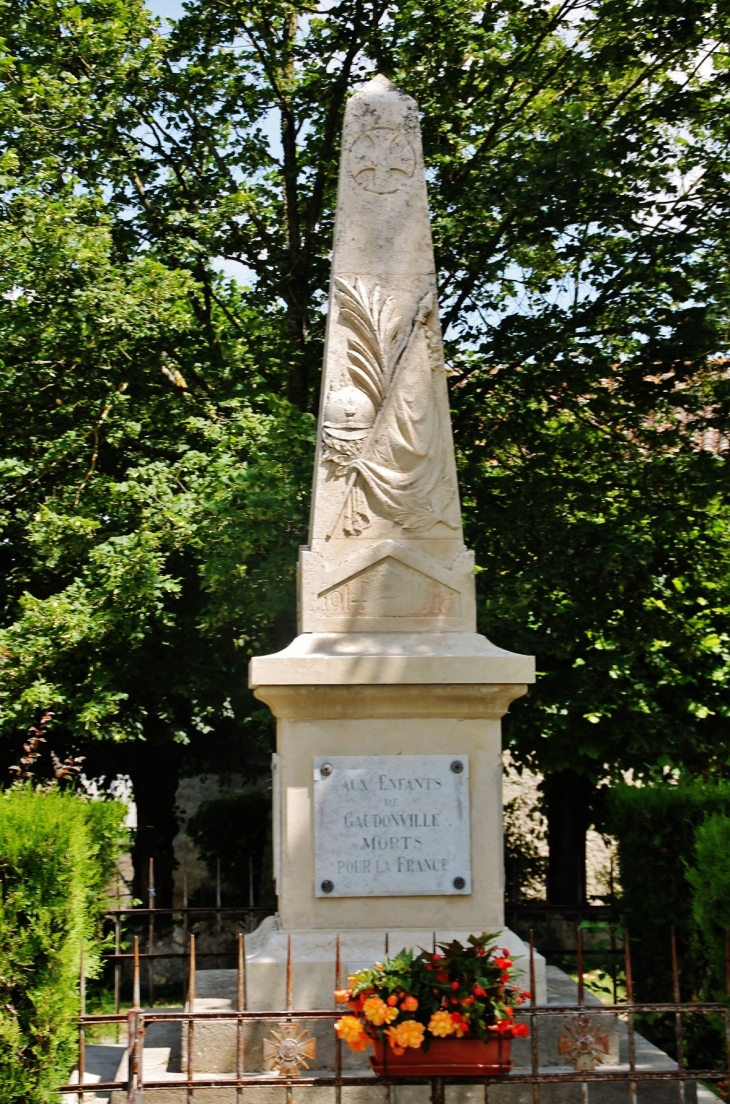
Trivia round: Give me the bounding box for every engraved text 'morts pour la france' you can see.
[314,755,471,898]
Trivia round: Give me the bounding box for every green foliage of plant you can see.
[0,787,127,1102]
[688,814,730,999]
[186,789,272,904]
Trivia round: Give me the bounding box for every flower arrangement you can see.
[334,932,531,1056]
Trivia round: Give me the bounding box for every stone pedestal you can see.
[251,633,534,933]
[248,632,543,1004]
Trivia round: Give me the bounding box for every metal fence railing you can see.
[59,924,730,1103]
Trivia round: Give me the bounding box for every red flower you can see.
[450,1012,463,1023]
[387,995,398,1007]
[450,981,460,991]
[462,996,475,1006]
[512,1023,530,1038]
[473,985,486,998]
[494,958,513,971]
[436,971,450,983]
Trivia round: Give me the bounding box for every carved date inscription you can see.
[318,557,459,620]
[314,755,471,897]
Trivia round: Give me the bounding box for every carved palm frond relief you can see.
[333,277,400,408]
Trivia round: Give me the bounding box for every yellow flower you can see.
[363,996,398,1026]
[428,1010,456,1037]
[335,1015,369,1052]
[389,1019,426,1050]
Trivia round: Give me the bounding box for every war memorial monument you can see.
[247,72,545,1009]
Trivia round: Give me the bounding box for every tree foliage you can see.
[1,0,730,806]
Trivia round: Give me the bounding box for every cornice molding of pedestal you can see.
[249,632,535,688]
[252,682,528,720]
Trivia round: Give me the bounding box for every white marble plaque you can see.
[314,755,471,897]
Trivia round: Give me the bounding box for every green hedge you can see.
[0,787,127,1102]
[688,813,730,999]
[606,780,730,1003]
[606,780,730,1068]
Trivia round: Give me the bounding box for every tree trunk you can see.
[126,741,183,909]
[543,769,594,905]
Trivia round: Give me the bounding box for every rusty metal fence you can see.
[57,924,730,1103]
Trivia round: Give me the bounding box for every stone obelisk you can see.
[247,75,543,1007]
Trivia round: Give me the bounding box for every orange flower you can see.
[389,1019,425,1050]
[335,1015,370,1052]
[428,1010,456,1037]
[363,996,398,1026]
[334,989,350,1004]
[401,995,418,1012]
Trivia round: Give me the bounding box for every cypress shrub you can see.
[0,787,126,1102]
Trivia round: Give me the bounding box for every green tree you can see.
[2,0,730,901]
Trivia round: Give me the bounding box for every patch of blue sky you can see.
[211,257,258,287]
[145,0,185,26]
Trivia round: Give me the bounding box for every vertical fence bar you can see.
[335,936,342,1104]
[286,934,293,1012]
[133,934,141,1011]
[625,932,637,1104]
[127,936,141,1104]
[529,930,540,1104]
[286,935,293,1104]
[77,943,86,1104]
[147,857,155,1007]
[187,933,196,1104]
[114,913,121,1023]
[577,927,587,1104]
[182,863,189,1006]
[248,856,254,909]
[430,1077,445,1104]
[671,928,686,1104]
[236,932,245,1104]
[216,858,222,939]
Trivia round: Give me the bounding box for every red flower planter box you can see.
[370,1035,513,1077]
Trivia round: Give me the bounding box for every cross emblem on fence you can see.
[349,127,416,193]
